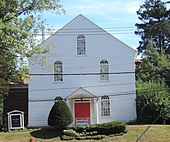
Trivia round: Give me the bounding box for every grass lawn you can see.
[0,125,170,142]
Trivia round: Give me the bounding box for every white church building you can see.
[28,14,137,127]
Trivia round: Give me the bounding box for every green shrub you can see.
[48,100,73,128]
[92,121,126,135]
[61,121,126,140]
[70,121,126,135]
[86,135,106,140]
[62,129,79,137]
[61,135,74,140]
[70,126,86,133]
[136,81,170,124]
[75,135,106,140]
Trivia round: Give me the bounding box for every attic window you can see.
[77,35,86,55]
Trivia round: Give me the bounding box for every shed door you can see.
[75,102,90,125]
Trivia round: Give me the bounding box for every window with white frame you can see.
[54,61,63,81]
[77,35,86,55]
[54,96,63,102]
[101,95,110,116]
[100,60,109,80]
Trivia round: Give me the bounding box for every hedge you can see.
[70,120,126,135]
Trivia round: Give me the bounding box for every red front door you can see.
[75,102,90,125]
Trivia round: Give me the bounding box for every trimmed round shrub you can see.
[48,100,73,128]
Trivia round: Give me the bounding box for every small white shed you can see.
[7,110,24,130]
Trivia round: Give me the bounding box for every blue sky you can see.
[41,0,170,49]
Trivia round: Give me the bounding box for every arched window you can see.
[54,61,63,81]
[77,35,86,55]
[100,60,109,80]
[54,96,63,102]
[101,95,110,116]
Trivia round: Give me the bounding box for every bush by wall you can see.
[61,121,126,140]
[93,120,126,135]
[70,120,126,135]
[136,81,170,124]
[48,100,73,129]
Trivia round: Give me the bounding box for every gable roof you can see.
[48,14,136,53]
[67,87,96,99]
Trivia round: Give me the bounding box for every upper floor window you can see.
[101,95,110,116]
[54,61,63,81]
[100,60,109,80]
[77,35,86,55]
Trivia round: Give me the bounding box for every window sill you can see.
[76,54,87,57]
[99,80,110,82]
[52,81,64,84]
[100,115,111,118]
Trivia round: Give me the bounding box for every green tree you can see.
[0,0,64,118]
[135,0,170,54]
[137,42,170,85]
[48,100,73,129]
[136,80,170,124]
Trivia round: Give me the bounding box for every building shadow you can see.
[30,128,62,139]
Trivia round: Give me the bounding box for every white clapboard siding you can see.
[28,15,136,127]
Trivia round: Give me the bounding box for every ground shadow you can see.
[30,128,62,139]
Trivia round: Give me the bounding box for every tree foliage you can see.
[0,0,64,117]
[135,0,170,124]
[137,43,170,84]
[136,80,170,124]
[48,100,73,129]
[135,0,170,54]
